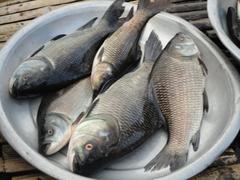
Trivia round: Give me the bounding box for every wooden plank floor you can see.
[0,0,240,179]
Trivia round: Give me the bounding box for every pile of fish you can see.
[8,0,208,176]
[227,0,240,48]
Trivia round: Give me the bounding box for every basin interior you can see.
[0,3,237,180]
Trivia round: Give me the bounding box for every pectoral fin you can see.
[77,17,98,31]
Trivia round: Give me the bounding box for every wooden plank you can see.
[0,0,31,8]
[171,0,206,3]
[167,2,207,13]
[0,156,5,172]
[190,18,212,30]
[12,173,54,180]
[0,0,80,16]
[0,42,5,49]
[0,20,30,35]
[2,145,35,173]
[0,6,51,25]
[174,10,208,21]
[191,164,240,180]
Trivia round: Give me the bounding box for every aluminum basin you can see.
[208,0,240,62]
[0,1,240,180]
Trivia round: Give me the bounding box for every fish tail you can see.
[100,0,126,27]
[144,146,188,172]
[137,0,170,16]
[143,31,162,63]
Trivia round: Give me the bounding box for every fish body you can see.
[38,77,93,155]
[91,0,170,92]
[9,0,131,98]
[68,32,163,175]
[145,33,206,172]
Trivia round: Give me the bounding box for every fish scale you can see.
[90,65,160,152]
[154,57,204,148]
[145,33,206,172]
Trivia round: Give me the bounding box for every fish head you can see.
[168,33,199,59]
[39,113,72,155]
[91,63,114,92]
[68,118,119,174]
[9,60,52,98]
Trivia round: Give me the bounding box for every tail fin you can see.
[100,0,125,26]
[138,0,170,16]
[143,31,162,63]
[144,146,188,172]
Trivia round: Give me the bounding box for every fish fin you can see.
[51,34,66,41]
[144,146,188,172]
[100,0,125,27]
[137,0,170,16]
[30,45,45,57]
[191,130,201,151]
[77,17,98,31]
[227,7,240,48]
[203,89,209,114]
[30,34,66,57]
[118,7,134,25]
[148,81,167,129]
[198,58,208,76]
[190,89,208,151]
[72,112,85,127]
[143,31,162,63]
[85,98,100,118]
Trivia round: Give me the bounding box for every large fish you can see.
[67,32,164,175]
[145,33,206,172]
[9,0,133,99]
[91,0,170,92]
[38,77,93,155]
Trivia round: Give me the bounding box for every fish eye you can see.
[85,143,94,151]
[47,128,54,136]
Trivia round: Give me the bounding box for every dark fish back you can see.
[90,64,161,154]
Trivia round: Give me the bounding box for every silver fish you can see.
[38,77,93,155]
[145,33,206,172]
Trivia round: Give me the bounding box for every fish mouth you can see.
[40,127,72,155]
[70,153,91,175]
[40,141,60,155]
[40,143,51,155]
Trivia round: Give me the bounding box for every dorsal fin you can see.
[30,34,66,57]
[30,45,45,57]
[51,34,66,41]
[77,17,98,31]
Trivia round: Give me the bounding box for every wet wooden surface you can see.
[0,0,239,179]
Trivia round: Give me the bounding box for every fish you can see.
[9,0,133,99]
[38,77,93,155]
[227,6,240,48]
[144,33,206,172]
[67,31,164,175]
[91,0,170,92]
